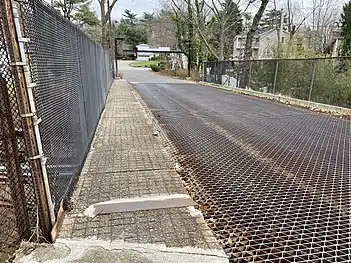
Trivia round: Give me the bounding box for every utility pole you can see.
[107,0,112,49]
[276,8,284,56]
[114,38,118,77]
[279,9,284,43]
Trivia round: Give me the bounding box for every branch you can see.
[223,1,251,32]
[171,0,219,59]
[210,0,222,18]
[104,0,118,23]
[294,3,324,33]
[196,24,220,59]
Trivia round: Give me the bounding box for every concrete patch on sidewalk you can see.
[16,238,229,263]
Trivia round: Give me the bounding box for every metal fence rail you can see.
[0,0,113,259]
[203,58,351,108]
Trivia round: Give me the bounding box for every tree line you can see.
[54,0,351,61]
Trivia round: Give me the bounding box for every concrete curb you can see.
[199,81,351,117]
[84,194,197,217]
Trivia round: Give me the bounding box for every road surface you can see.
[122,64,351,262]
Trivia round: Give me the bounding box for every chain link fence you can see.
[204,58,351,108]
[0,0,113,260]
[18,0,113,211]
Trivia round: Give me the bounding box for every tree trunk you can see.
[239,0,269,89]
[100,0,106,46]
[195,0,205,68]
[187,1,194,71]
[219,23,225,60]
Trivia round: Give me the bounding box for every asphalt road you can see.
[122,65,351,262]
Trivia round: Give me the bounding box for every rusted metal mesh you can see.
[135,82,351,262]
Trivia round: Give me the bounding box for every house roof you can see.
[235,28,290,39]
[259,28,290,36]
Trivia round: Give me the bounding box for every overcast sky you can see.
[91,0,161,21]
[86,0,348,22]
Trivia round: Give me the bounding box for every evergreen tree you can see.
[222,0,242,57]
[211,0,242,59]
[73,4,99,26]
[54,0,87,20]
[341,2,351,55]
[122,9,138,26]
[260,9,288,31]
[117,10,148,48]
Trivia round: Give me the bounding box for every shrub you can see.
[150,64,161,72]
[159,61,168,70]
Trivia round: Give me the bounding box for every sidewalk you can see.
[16,80,228,263]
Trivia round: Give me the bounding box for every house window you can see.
[282,37,285,43]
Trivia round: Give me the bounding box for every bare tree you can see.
[170,0,251,60]
[98,0,118,46]
[239,0,269,88]
[284,0,341,48]
[171,0,218,59]
[204,0,248,59]
[145,11,178,48]
[244,0,269,61]
[309,0,340,53]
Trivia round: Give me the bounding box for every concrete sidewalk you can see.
[16,80,228,263]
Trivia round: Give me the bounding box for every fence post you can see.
[273,60,279,94]
[215,61,219,84]
[114,37,118,78]
[4,0,53,240]
[309,59,317,101]
[248,61,253,89]
[237,61,240,88]
[227,62,231,87]
[187,41,192,78]
[220,61,224,85]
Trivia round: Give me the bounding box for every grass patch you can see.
[129,61,160,68]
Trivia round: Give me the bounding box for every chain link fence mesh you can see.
[17,0,113,211]
[204,58,351,108]
[0,0,113,259]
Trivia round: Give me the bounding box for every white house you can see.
[233,29,290,59]
[136,44,171,61]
